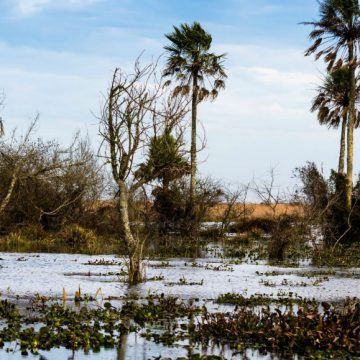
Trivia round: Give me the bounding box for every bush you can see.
[19,224,46,241]
[58,224,98,252]
[295,162,360,245]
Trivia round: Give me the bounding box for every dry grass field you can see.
[207,203,303,221]
[88,200,303,222]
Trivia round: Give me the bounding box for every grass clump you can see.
[58,224,98,253]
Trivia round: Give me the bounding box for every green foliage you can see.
[216,292,317,307]
[152,178,223,235]
[304,0,360,71]
[194,299,360,358]
[137,133,189,186]
[164,22,227,101]
[295,162,360,244]
[311,67,360,128]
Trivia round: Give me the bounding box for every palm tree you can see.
[137,132,190,189]
[311,67,360,174]
[303,0,360,210]
[163,22,227,207]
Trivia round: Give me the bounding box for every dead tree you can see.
[220,183,254,236]
[99,58,188,284]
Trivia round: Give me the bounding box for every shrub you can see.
[59,224,98,251]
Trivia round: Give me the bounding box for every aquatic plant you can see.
[194,301,360,358]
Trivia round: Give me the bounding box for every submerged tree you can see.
[100,59,188,284]
[163,22,227,208]
[303,0,360,210]
[311,67,360,174]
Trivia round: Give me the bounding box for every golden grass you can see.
[207,203,303,221]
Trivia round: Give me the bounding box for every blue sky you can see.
[0,0,353,194]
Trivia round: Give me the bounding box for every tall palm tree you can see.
[311,67,360,174]
[163,22,227,206]
[303,0,360,210]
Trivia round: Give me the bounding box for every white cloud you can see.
[240,66,317,86]
[16,0,49,16]
[13,0,101,16]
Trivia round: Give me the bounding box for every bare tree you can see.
[0,118,102,229]
[219,183,254,237]
[253,168,285,219]
[99,58,188,284]
[252,168,298,261]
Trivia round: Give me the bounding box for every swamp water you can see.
[0,248,359,359]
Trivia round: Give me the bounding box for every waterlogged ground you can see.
[0,249,359,359]
[1,252,359,301]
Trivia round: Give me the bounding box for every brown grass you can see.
[88,200,303,222]
[207,203,303,221]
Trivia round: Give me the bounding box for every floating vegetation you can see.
[184,261,234,272]
[147,261,175,268]
[255,269,337,278]
[64,271,126,277]
[193,301,360,358]
[147,275,165,281]
[166,276,204,286]
[83,258,122,266]
[121,295,201,325]
[0,294,200,356]
[0,298,123,355]
[0,294,359,359]
[259,277,329,287]
[215,292,317,307]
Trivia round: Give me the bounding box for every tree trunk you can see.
[118,179,142,284]
[0,172,17,214]
[338,116,347,174]
[346,45,356,211]
[190,73,198,206]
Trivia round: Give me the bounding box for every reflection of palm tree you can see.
[163,22,227,206]
[303,0,360,209]
[311,67,360,173]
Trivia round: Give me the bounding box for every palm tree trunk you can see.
[338,116,347,174]
[190,73,198,206]
[118,179,142,284]
[346,45,356,211]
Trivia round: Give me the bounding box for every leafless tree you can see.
[0,118,103,229]
[252,168,301,261]
[219,183,254,236]
[99,58,189,284]
[253,168,286,219]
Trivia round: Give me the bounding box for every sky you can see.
[0,0,354,195]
